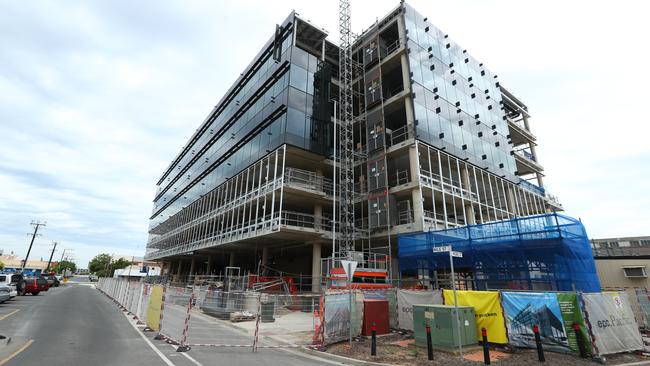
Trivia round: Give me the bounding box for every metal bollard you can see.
[426,323,433,361]
[371,322,377,356]
[481,328,490,365]
[573,322,588,358]
[533,325,545,362]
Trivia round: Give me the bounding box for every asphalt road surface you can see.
[0,283,166,366]
[0,280,339,366]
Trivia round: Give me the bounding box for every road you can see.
[0,280,339,366]
[0,283,166,366]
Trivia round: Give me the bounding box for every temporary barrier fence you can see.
[254,292,322,350]
[97,278,645,357]
[582,292,644,356]
[396,289,442,331]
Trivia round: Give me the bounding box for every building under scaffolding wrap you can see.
[398,213,601,292]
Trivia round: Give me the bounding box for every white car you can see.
[0,285,10,303]
[0,274,17,298]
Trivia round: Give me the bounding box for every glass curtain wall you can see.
[403,4,516,181]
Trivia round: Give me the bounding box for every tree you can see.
[88,254,132,277]
[88,253,111,277]
[110,258,131,276]
[52,260,76,274]
[0,260,4,271]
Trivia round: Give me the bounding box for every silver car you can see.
[0,285,11,303]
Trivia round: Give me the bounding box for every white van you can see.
[0,274,19,298]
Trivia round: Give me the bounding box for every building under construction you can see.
[144,2,561,291]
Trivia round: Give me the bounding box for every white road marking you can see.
[122,310,177,366]
[168,344,203,366]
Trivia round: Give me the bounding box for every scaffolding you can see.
[398,213,601,292]
[337,0,356,259]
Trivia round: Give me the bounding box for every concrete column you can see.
[408,146,424,231]
[176,259,183,281]
[536,172,545,188]
[229,252,236,267]
[261,247,268,267]
[314,204,323,230]
[460,166,476,225]
[206,256,213,276]
[189,257,196,276]
[311,241,322,293]
[397,10,407,43]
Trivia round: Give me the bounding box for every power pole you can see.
[59,248,67,263]
[22,220,46,271]
[46,241,58,272]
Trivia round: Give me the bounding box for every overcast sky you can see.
[1,0,649,267]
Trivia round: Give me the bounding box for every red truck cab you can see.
[24,277,49,295]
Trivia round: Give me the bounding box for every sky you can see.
[1,0,649,267]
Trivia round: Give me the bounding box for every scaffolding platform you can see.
[398,213,601,292]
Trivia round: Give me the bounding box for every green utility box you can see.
[413,305,477,350]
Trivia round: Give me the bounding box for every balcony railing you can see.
[519,178,545,197]
[284,167,333,196]
[380,39,401,59]
[516,149,536,162]
[419,169,479,201]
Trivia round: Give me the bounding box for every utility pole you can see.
[59,248,67,263]
[22,220,46,272]
[45,241,58,272]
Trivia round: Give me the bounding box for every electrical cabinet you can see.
[413,304,477,350]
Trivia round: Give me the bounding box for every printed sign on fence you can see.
[501,292,570,352]
[556,293,591,355]
[396,289,442,331]
[443,290,507,344]
[146,285,164,331]
[323,293,350,344]
[582,292,643,355]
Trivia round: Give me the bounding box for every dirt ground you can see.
[325,333,649,365]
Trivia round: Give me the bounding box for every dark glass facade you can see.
[403,4,517,180]
[149,13,333,233]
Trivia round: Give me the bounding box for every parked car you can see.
[24,277,49,295]
[89,275,98,282]
[41,275,60,287]
[1,273,25,296]
[0,285,11,303]
[0,275,17,298]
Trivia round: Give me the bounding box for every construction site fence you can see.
[395,288,648,358]
[96,277,334,352]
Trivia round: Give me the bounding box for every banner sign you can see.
[556,293,592,355]
[443,290,508,344]
[502,292,570,352]
[396,289,442,331]
[146,285,164,331]
[582,292,643,355]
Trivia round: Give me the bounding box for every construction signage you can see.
[582,292,644,355]
[146,285,164,331]
[556,293,591,355]
[396,289,442,331]
[501,292,570,353]
[443,290,508,344]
